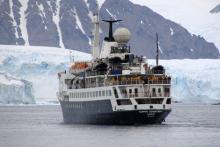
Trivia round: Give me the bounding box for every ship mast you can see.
[92,3,100,59]
[156,33,159,66]
[102,19,122,42]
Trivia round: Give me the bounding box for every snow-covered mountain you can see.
[0,0,219,59]
[210,4,220,13]
[0,45,219,104]
[129,0,220,53]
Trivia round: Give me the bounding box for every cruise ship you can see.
[57,14,172,124]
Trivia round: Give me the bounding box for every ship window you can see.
[166,98,171,104]
[134,88,138,97]
[164,87,170,97]
[96,91,99,97]
[93,91,95,97]
[136,99,150,104]
[113,87,118,98]
[87,92,89,98]
[158,88,162,96]
[109,90,112,96]
[106,90,109,96]
[102,91,105,96]
[165,88,170,92]
[90,92,93,97]
[99,91,101,97]
[158,88,161,93]
[116,99,132,105]
[129,89,132,93]
[152,88,156,97]
[136,98,164,104]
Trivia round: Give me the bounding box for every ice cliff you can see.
[0,72,34,104]
[0,45,219,103]
[148,59,220,102]
[0,45,91,104]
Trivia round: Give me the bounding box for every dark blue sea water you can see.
[0,104,220,147]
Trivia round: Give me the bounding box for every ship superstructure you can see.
[57,14,172,124]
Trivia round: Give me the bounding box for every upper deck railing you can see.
[80,74,171,88]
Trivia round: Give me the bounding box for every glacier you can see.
[148,59,220,102]
[0,45,220,103]
[0,45,91,104]
[0,72,34,104]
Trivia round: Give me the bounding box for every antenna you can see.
[156,33,159,66]
[69,51,74,62]
[102,19,122,42]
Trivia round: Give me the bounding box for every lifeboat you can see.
[71,62,89,70]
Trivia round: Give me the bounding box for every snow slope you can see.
[129,0,220,52]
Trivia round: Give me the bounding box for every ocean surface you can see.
[0,103,220,147]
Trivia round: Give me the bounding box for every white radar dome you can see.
[113,27,131,43]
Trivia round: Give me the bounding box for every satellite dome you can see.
[113,27,131,43]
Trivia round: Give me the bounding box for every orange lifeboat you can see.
[71,62,89,70]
